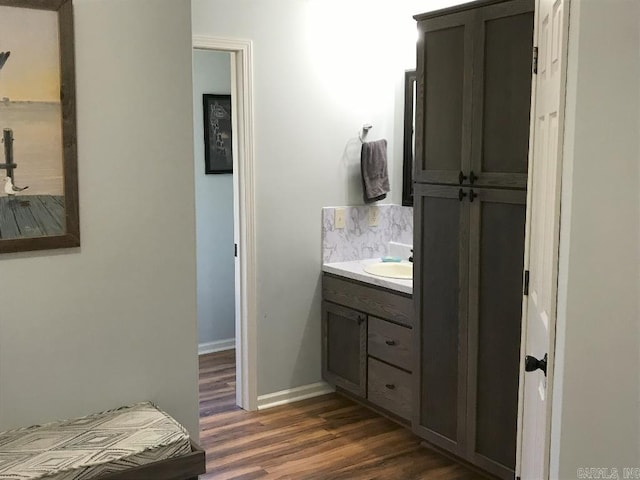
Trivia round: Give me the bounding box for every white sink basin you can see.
[363,261,413,279]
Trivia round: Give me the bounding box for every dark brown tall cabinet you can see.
[412,1,534,479]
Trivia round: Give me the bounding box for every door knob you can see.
[458,171,467,185]
[458,188,467,201]
[525,354,547,377]
[469,171,478,184]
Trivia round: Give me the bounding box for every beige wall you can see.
[0,0,199,436]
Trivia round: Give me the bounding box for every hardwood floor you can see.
[199,350,487,480]
[200,350,240,417]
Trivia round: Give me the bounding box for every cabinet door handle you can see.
[357,314,365,325]
[458,171,467,185]
[469,171,478,184]
[458,188,467,202]
[469,189,478,202]
[385,339,396,346]
[385,384,396,390]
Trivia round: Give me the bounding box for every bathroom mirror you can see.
[0,0,79,254]
[402,69,416,207]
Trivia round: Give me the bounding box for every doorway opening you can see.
[192,37,257,424]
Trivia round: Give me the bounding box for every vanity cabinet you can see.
[321,301,367,397]
[321,274,414,421]
[415,0,534,190]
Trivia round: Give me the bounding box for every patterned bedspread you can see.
[0,402,192,479]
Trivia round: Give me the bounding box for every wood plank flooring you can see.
[199,350,486,480]
[200,350,240,417]
[0,195,64,239]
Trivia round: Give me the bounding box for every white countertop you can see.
[322,258,413,295]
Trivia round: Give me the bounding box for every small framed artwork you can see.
[203,94,233,174]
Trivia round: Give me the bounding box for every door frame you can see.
[193,35,258,411]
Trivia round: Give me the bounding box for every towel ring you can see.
[358,124,373,142]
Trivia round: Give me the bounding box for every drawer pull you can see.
[385,339,396,346]
[385,383,396,390]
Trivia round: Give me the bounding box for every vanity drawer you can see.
[368,317,412,372]
[367,357,412,420]
[322,274,413,327]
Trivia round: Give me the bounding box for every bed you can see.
[0,402,205,480]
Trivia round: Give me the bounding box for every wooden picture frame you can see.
[203,93,232,174]
[0,0,79,254]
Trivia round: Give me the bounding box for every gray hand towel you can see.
[361,139,389,203]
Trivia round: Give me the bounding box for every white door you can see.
[518,0,570,478]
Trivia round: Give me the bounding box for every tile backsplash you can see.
[322,205,413,263]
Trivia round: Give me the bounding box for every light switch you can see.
[334,208,346,229]
[368,206,379,227]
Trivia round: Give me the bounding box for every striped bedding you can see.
[0,402,192,479]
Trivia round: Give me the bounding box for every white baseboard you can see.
[198,338,235,355]
[257,381,335,410]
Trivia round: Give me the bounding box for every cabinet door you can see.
[469,0,534,188]
[412,184,469,455]
[415,0,534,189]
[466,187,526,479]
[321,301,367,398]
[415,11,474,185]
